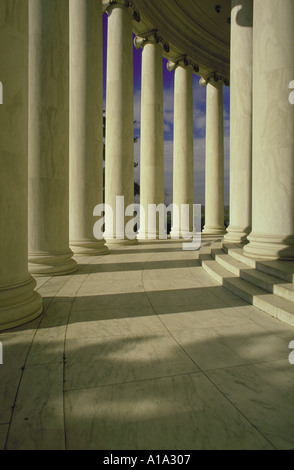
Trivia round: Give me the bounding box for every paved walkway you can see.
[1,239,294,450]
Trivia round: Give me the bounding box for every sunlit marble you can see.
[28,0,77,275]
[136,33,165,239]
[0,241,294,450]
[69,0,108,256]
[244,0,294,259]
[225,0,253,244]
[0,0,43,330]
[170,63,194,238]
[103,1,135,244]
[202,79,226,235]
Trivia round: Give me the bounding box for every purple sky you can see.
[102,13,230,206]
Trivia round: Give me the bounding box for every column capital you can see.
[199,73,229,87]
[102,0,140,22]
[199,76,209,87]
[167,56,199,73]
[134,30,169,53]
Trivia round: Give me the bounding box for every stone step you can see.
[256,260,294,283]
[211,248,294,303]
[223,242,294,282]
[240,268,294,303]
[199,253,294,327]
[222,243,257,268]
[212,249,249,276]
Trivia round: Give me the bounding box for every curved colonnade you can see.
[0,0,294,332]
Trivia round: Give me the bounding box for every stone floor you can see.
[1,237,294,450]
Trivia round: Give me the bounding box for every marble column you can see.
[202,77,226,234]
[28,0,77,275]
[69,0,108,256]
[244,0,294,260]
[0,0,43,330]
[168,60,194,238]
[224,0,253,244]
[103,0,136,244]
[135,32,165,239]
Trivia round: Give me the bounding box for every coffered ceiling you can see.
[133,0,231,81]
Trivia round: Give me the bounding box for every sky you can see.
[102,14,230,206]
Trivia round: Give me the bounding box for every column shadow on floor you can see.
[77,258,200,273]
[2,320,293,450]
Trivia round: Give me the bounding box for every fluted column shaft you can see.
[135,34,165,239]
[170,63,194,237]
[69,0,108,255]
[104,1,135,243]
[225,0,253,244]
[28,0,77,275]
[244,0,294,260]
[202,79,226,234]
[0,0,42,330]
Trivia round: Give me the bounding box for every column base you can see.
[243,233,294,260]
[28,251,78,276]
[0,276,43,332]
[137,229,167,240]
[224,226,250,244]
[70,239,109,256]
[105,237,138,246]
[202,225,226,235]
[170,227,196,240]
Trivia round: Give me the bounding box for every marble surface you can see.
[0,239,294,450]
[202,80,225,234]
[0,0,43,330]
[171,65,194,236]
[104,4,135,241]
[244,0,294,259]
[69,0,107,256]
[65,373,273,450]
[0,424,8,450]
[137,39,165,238]
[207,360,294,450]
[225,0,253,244]
[28,0,78,276]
